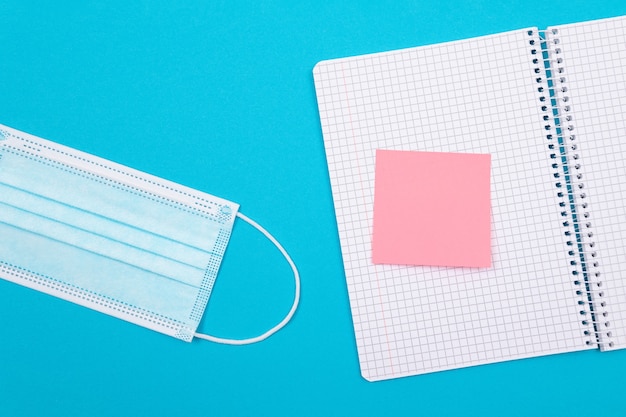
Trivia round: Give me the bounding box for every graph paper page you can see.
[313,29,591,381]
[548,16,626,350]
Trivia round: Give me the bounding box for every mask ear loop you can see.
[194,212,300,345]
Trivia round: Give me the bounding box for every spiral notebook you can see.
[313,15,626,381]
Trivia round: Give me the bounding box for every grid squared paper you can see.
[548,16,626,351]
[313,29,591,381]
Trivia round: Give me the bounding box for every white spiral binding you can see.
[537,28,612,349]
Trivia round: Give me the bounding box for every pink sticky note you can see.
[372,150,491,268]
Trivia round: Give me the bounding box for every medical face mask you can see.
[0,124,299,345]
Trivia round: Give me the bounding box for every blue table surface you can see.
[1,1,625,416]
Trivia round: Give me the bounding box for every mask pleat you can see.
[0,148,219,319]
[0,150,224,288]
[0,221,202,321]
[1,149,221,254]
[0,200,206,284]
[0,182,211,274]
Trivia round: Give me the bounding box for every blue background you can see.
[1,1,625,416]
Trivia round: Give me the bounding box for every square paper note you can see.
[372,150,491,268]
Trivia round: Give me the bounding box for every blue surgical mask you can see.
[0,124,299,344]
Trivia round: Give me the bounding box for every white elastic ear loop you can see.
[194,212,300,345]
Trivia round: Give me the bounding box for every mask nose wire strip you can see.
[194,212,300,345]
